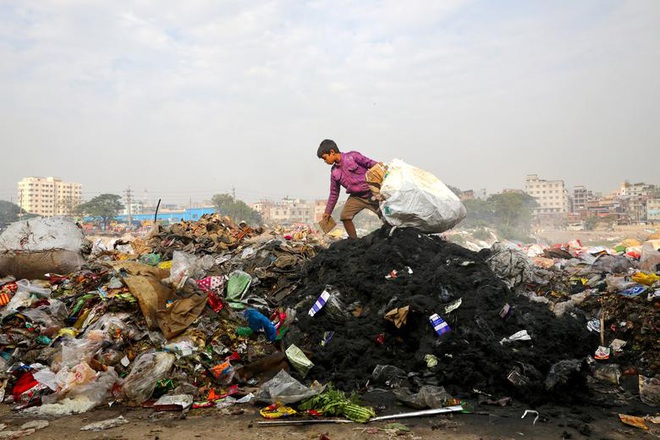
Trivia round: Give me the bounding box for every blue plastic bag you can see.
[243,309,277,342]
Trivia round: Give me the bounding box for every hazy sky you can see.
[1,0,658,206]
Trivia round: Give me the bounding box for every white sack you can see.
[0,217,85,252]
[380,159,466,233]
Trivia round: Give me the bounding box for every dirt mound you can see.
[285,227,598,405]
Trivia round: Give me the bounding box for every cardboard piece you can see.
[318,216,337,234]
[123,273,174,330]
[156,292,207,340]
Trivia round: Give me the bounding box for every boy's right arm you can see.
[325,174,341,216]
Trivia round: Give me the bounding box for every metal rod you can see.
[154,198,161,223]
[369,405,464,422]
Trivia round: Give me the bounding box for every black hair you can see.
[317,139,340,158]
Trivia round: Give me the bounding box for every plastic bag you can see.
[285,344,314,378]
[380,159,466,233]
[27,368,119,416]
[243,309,277,341]
[255,369,324,404]
[639,375,660,407]
[393,385,451,409]
[163,251,214,290]
[120,351,175,404]
[60,338,103,369]
[371,365,408,388]
[16,279,52,297]
[593,364,621,385]
[486,243,538,290]
[226,271,253,309]
[86,313,137,340]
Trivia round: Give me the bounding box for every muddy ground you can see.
[1,391,657,440]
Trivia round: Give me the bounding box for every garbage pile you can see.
[0,215,325,416]
[480,237,660,407]
[0,214,657,423]
[284,227,599,406]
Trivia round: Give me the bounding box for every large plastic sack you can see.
[380,159,466,233]
[0,217,87,279]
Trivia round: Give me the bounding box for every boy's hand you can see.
[322,213,331,221]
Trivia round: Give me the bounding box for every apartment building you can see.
[525,174,569,215]
[251,198,318,225]
[17,177,82,217]
[620,181,652,198]
[572,185,595,212]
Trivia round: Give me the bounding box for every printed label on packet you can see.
[308,290,331,317]
[429,313,451,336]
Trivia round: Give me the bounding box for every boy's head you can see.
[317,139,340,158]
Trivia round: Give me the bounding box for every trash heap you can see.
[0,215,325,415]
[0,215,657,422]
[479,238,660,407]
[284,227,600,406]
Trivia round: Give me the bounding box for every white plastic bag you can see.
[380,159,466,233]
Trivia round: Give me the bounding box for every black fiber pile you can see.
[285,227,598,405]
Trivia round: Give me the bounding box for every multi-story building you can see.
[17,177,82,217]
[620,181,652,198]
[572,185,595,212]
[524,174,569,215]
[618,181,654,223]
[648,199,660,222]
[251,198,317,225]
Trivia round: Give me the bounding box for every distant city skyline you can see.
[5,172,658,209]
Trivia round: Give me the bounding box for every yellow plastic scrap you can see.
[631,272,660,286]
[260,403,297,419]
[56,328,79,338]
[158,261,173,270]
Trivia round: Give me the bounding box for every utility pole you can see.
[232,187,236,201]
[125,187,133,227]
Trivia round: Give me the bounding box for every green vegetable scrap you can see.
[299,384,376,423]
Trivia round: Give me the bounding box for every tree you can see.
[461,198,495,228]
[76,194,124,230]
[460,193,537,241]
[212,194,262,226]
[489,193,537,231]
[0,200,21,228]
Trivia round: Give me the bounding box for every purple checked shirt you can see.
[325,151,378,214]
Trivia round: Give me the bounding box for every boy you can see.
[317,139,383,239]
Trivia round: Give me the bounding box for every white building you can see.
[620,181,652,198]
[251,198,317,225]
[525,174,569,215]
[17,176,82,217]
